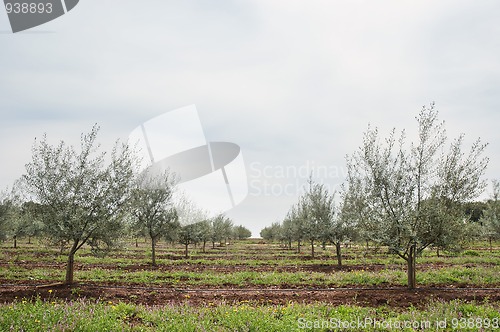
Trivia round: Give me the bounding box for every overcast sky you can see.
[1,0,499,237]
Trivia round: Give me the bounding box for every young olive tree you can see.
[345,104,488,289]
[328,192,358,266]
[233,225,252,240]
[197,220,212,252]
[0,192,13,242]
[129,171,178,266]
[482,180,500,248]
[210,214,233,247]
[260,222,282,242]
[178,222,201,258]
[18,201,44,244]
[296,179,355,263]
[222,216,235,245]
[300,179,335,258]
[287,204,306,253]
[280,214,295,250]
[6,206,30,248]
[21,125,135,284]
[175,196,207,258]
[5,190,43,248]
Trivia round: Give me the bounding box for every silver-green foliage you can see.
[300,179,336,247]
[128,170,178,265]
[21,125,135,283]
[482,180,500,239]
[345,104,488,288]
[210,214,234,245]
[0,192,12,241]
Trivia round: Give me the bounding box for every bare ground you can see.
[1,282,499,308]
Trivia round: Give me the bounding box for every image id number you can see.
[5,3,53,14]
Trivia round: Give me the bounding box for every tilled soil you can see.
[2,245,499,309]
[1,282,499,308]
[2,261,495,273]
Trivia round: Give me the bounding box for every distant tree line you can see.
[260,177,354,267]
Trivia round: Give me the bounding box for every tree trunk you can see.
[489,237,493,252]
[135,238,138,248]
[407,244,417,289]
[311,240,315,258]
[436,247,440,258]
[203,240,206,253]
[13,236,17,249]
[28,236,31,244]
[65,251,76,284]
[151,237,157,266]
[322,241,326,250]
[185,243,189,259]
[288,239,292,250]
[335,242,342,266]
[297,240,301,253]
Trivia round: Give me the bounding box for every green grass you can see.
[1,238,500,330]
[2,238,500,267]
[417,266,500,286]
[0,298,498,331]
[2,265,499,288]
[1,238,500,288]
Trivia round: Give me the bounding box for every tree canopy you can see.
[128,170,179,266]
[20,125,135,284]
[344,104,489,288]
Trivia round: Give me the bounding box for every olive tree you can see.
[175,196,207,258]
[178,223,201,258]
[18,202,44,244]
[260,222,281,242]
[5,206,30,248]
[196,220,212,253]
[482,180,500,248]
[345,104,488,289]
[4,192,43,248]
[291,179,355,263]
[129,171,178,266]
[178,218,212,253]
[221,216,235,245]
[280,214,295,250]
[0,192,12,242]
[300,180,335,258]
[285,204,307,253]
[210,214,233,247]
[233,225,252,240]
[21,125,135,284]
[326,191,358,266]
